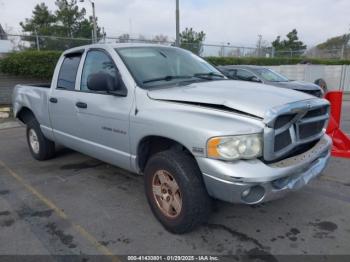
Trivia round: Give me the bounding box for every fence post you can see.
[34,29,40,51]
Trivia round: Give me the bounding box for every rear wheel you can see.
[26,119,55,161]
[144,149,212,234]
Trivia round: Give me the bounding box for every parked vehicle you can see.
[315,78,328,94]
[218,65,324,98]
[13,44,331,234]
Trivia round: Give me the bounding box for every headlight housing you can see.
[207,134,263,161]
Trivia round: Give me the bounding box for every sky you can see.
[0,0,349,48]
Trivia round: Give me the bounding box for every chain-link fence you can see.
[1,32,350,59]
[1,33,175,51]
[2,33,275,58]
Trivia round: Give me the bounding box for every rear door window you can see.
[57,54,82,90]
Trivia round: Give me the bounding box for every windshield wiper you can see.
[143,75,193,84]
[193,72,225,80]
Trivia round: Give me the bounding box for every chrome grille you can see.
[263,99,330,161]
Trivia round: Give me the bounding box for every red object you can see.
[325,91,350,158]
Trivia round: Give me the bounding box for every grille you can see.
[274,130,292,152]
[274,114,297,129]
[304,107,328,118]
[299,121,326,140]
[299,89,323,98]
[264,100,330,162]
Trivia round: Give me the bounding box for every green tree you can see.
[55,0,97,38]
[20,1,101,50]
[152,34,169,44]
[20,3,56,35]
[180,28,206,55]
[272,29,307,57]
[317,34,350,50]
[118,34,130,43]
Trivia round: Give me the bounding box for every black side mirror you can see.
[87,72,127,97]
[251,76,262,83]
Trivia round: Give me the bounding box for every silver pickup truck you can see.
[13,44,332,234]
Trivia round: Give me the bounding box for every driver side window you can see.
[236,69,256,82]
[81,50,118,92]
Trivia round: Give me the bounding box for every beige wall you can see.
[268,65,350,92]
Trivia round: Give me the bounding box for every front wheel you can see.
[144,150,212,234]
[26,119,55,161]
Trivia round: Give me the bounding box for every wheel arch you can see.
[136,135,195,173]
[16,107,37,124]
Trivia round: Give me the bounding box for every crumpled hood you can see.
[147,80,314,118]
[269,80,321,91]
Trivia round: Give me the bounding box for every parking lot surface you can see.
[0,101,349,258]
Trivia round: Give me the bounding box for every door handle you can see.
[49,97,58,103]
[76,102,88,109]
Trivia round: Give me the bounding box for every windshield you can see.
[254,68,289,82]
[115,46,225,88]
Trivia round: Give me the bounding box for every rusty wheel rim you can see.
[152,170,182,218]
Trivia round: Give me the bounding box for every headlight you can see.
[207,134,263,161]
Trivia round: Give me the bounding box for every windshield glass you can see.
[115,46,224,88]
[254,68,289,82]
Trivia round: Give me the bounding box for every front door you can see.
[73,49,134,170]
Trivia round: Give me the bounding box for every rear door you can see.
[49,51,84,148]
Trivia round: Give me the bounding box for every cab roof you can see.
[63,43,176,55]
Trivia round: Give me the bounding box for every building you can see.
[0,24,13,55]
[0,24,8,40]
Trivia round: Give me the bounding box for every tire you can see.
[144,149,212,234]
[26,118,55,161]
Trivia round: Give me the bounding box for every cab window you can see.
[81,50,118,92]
[57,54,82,90]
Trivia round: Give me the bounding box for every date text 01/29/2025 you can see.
[127,256,219,261]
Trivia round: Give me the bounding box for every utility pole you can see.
[175,0,180,47]
[341,26,350,59]
[102,27,106,43]
[129,19,133,39]
[257,34,262,57]
[343,26,350,59]
[80,0,98,43]
[91,1,97,43]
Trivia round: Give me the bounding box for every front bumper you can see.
[197,135,332,204]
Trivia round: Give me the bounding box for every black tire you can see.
[144,149,212,234]
[26,118,55,161]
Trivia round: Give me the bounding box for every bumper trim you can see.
[199,135,332,204]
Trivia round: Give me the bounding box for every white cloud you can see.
[0,0,349,47]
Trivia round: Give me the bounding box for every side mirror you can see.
[87,72,127,97]
[251,76,262,83]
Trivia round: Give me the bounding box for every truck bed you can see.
[12,84,52,134]
[26,83,51,88]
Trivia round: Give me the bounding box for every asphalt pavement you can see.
[0,101,349,259]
